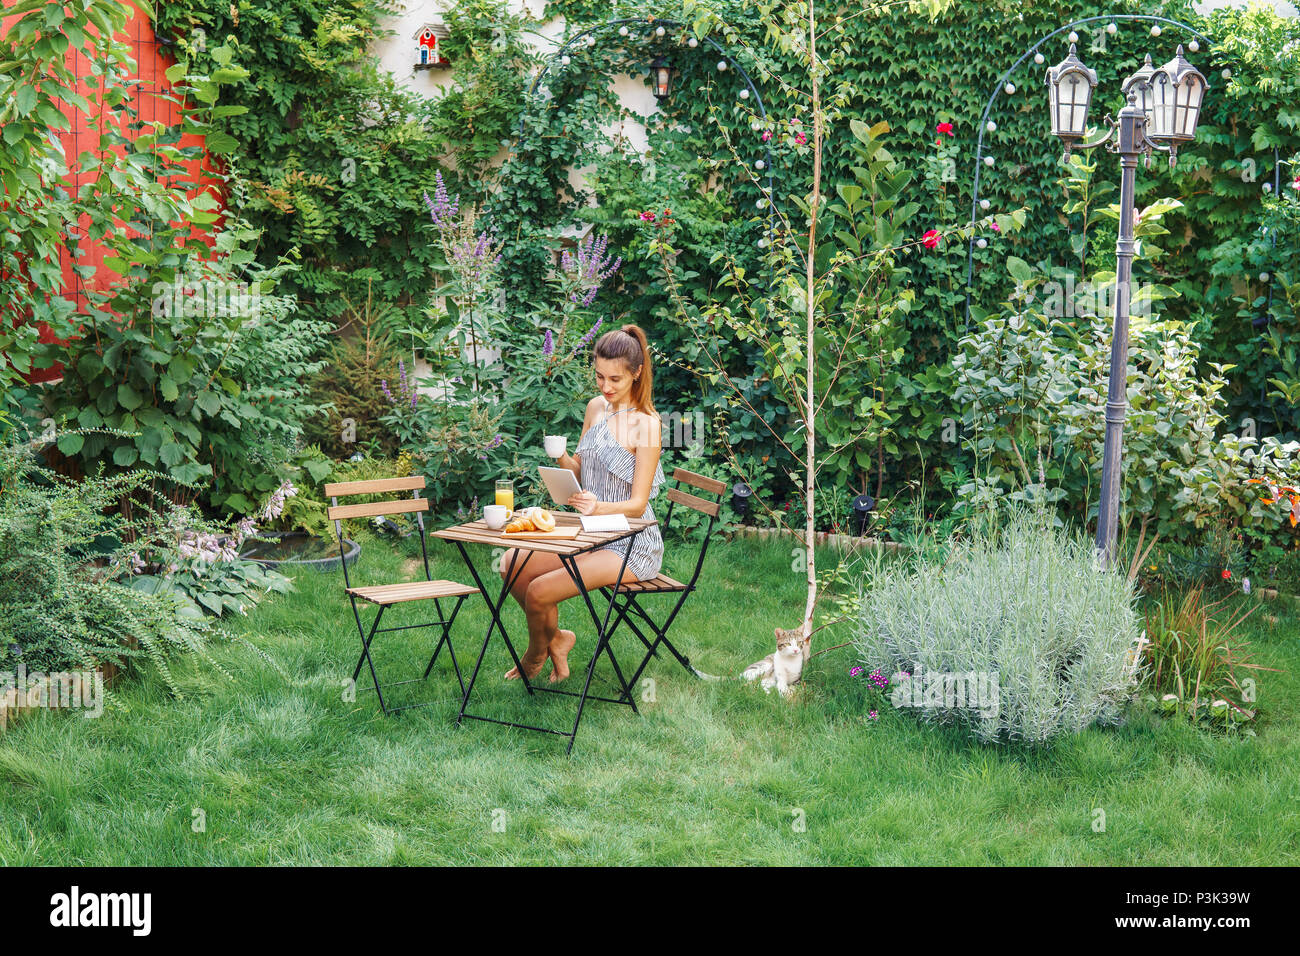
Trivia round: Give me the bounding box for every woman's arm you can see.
[553,399,598,482]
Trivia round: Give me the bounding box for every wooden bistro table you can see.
[431,510,657,754]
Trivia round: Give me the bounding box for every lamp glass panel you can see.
[1177,76,1204,138]
[654,67,670,97]
[1150,72,1175,139]
[1060,71,1090,136]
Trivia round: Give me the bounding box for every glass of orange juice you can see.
[495,479,514,516]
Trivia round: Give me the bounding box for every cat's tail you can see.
[740,658,775,682]
[691,666,728,681]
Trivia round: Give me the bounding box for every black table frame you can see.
[442,522,652,754]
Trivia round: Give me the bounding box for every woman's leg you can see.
[498,548,564,610]
[521,549,640,682]
[499,548,565,680]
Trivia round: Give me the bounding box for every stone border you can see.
[729,524,908,553]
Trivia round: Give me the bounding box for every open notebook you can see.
[580,513,630,533]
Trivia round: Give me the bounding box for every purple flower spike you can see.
[563,232,622,307]
[543,329,553,357]
[424,171,460,229]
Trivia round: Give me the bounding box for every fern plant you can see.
[0,435,272,699]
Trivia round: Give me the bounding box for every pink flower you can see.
[1292,177,1300,191]
[921,229,941,249]
[991,222,1001,232]
[794,131,807,145]
[760,130,771,142]
[639,210,656,222]
[937,122,954,137]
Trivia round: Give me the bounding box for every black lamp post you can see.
[1046,42,1207,567]
[650,56,674,100]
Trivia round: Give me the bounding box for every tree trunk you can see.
[803,1,819,647]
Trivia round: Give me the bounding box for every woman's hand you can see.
[567,490,598,515]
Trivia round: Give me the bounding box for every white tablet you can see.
[538,465,582,507]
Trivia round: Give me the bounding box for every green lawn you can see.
[2,532,1298,865]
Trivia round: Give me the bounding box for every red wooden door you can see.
[2,0,224,383]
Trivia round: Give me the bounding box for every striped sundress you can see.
[576,402,666,582]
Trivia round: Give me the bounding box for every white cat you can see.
[741,627,811,698]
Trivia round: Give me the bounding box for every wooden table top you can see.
[432,510,656,555]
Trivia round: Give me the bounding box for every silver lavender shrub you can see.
[853,509,1145,745]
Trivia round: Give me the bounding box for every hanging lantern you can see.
[1121,54,1157,125]
[1045,44,1099,151]
[1148,45,1208,143]
[650,56,674,100]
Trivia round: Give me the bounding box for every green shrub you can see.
[853,510,1144,745]
[302,322,401,460]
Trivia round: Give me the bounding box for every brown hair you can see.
[593,323,658,419]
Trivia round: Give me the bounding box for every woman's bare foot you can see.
[504,650,547,681]
[548,629,577,683]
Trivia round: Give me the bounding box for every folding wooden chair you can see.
[327,476,478,715]
[597,468,725,686]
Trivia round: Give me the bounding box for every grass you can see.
[1,531,1298,865]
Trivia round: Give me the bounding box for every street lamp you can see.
[1045,42,1208,567]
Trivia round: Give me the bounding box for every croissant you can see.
[503,507,556,534]
[504,514,535,533]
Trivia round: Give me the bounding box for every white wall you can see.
[374,0,660,199]
[1195,0,1298,16]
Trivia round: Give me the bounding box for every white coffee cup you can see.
[544,434,567,459]
[483,504,508,529]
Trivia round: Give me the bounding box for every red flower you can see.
[937,122,955,137]
[921,229,941,249]
[1221,568,1232,581]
